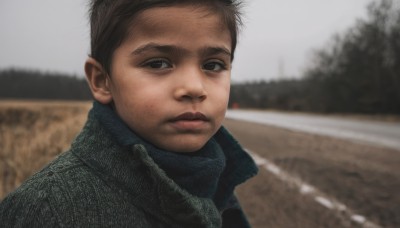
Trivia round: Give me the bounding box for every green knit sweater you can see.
[0,105,257,227]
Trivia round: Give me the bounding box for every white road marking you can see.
[300,184,315,194]
[265,163,281,175]
[246,149,382,228]
[251,153,267,166]
[352,215,367,224]
[315,196,334,209]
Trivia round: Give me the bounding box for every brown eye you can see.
[203,61,226,71]
[143,59,172,69]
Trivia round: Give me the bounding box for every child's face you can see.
[108,5,232,153]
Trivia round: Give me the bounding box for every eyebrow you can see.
[131,43,185,55]
[131,43,232,58]
[200,46,232,58]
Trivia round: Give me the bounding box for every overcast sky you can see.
[0,0,371,82]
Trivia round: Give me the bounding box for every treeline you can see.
[0,68,92,100]
[230,0,400,114]
[229,79,308,111]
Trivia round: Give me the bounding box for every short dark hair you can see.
[88,0,243,75]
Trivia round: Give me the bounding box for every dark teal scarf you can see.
[92,101,257,210]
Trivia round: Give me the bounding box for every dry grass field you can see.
[1,100,399,227]
[0,100,91,199]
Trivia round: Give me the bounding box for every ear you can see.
[85,57,113,104]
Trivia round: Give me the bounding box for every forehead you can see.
[124,5,231,47]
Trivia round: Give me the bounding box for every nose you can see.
[173,67,207,102]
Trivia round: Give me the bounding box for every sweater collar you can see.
[84,101,258,209]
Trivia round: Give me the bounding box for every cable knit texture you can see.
[0,102,258,227]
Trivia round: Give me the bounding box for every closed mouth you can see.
[170,112,209,122]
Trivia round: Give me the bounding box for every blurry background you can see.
[0,0,371,81]
[1,0,399,227]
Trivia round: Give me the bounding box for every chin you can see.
[163,141,207,153]
[170,145,204,153]
[153,134,212,153]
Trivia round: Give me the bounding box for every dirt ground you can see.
[224,118,400,228]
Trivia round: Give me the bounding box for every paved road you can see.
[226,110,400,150]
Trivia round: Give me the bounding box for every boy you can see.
[0,0,258,227]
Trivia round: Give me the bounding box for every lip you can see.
[169,112,210,131]
[170,112,209,122]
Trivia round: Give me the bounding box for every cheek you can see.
[217,81,231,105]
[119,99,158,135]
[127,90,166,121]
[213,84,230,117]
